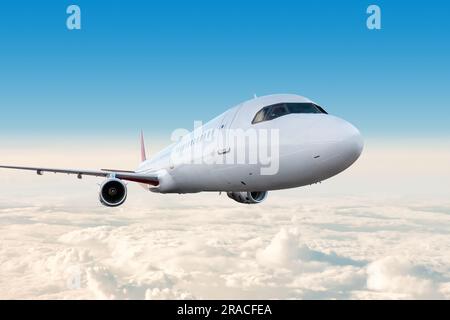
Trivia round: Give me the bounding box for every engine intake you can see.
[227,191,268,204]
[99,178,127,207]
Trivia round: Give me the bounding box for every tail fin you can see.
[140,130,147,162]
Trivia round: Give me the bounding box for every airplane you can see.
[0,94,363,206]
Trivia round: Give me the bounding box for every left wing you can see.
[0,165,159,186]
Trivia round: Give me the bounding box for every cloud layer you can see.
[1,187,450,299]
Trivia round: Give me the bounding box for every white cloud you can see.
[256,228,301,269]
[366,256,443,299]
[1,192,450,299]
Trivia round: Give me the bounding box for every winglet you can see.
[140,130,147,162]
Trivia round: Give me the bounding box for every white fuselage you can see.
[136,94,363,194]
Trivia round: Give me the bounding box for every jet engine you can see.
[99,178,127,207]
[227,191,268,204]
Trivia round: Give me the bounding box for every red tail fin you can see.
[140,130,147,162]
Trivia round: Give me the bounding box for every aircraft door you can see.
[217,106,239,156]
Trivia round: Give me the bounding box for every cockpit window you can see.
[252,102,327,124]
[287,103,323,114]
[252,108,269,124]
[269,104,288,118]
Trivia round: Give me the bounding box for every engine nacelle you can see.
[99,178,127,207]
[227,191,268,204]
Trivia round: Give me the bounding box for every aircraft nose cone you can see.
[342,121,364,162]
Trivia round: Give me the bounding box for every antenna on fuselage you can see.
[253,94,258,99]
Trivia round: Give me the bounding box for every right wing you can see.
[0,165,159,186]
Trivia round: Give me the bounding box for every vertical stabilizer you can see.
[140,130,147,162]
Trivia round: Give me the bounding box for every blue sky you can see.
[0,0,449,139]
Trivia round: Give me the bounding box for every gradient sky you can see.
[0,0,449,140]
